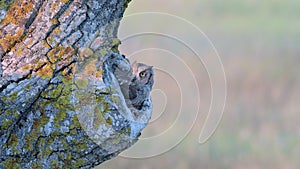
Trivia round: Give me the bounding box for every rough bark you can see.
[0,0,152,168]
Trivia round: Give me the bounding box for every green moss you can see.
[25,84,31,91]
[1,96,7,102]
[112,38,120,46]
[61,139,68,148]
[76,143,87,153]
[99,49,107,57]
[43,148,52,158]
[111,38,121,53]
[110,95,119,104]
[3,109,19,120]
[71,116,81,128]
[9,91,18,101]
[106,117,112,126]
[40,137,46,145]
[12,146,19,154]
[25,135,33,151]
[70,129,76,135]
[68,124,75,130]
[61,76,73,85]
[75,92,93,106]
[7,134,18,147]
[50,131,60,138]
[33,115,50,129]
[47,81,74,130]
[112,136,121,144]
[41,137,55,158]
[6,134,20,154]
[93,106,106,128]
[0,1,5,9]
[0,0,13,10]
[66,152,72,160]
[51,160,60,169]
[54,111,66,129]
[122,0,132,10]
[126,127,131,134]
[24,120,46,154]
[2,157,21,169]
[73,159,86,168]
[49,84,63,98]
[31,162,40,169]
[75,79,88,89]
[1,118,12,130]
[95,95,110,112]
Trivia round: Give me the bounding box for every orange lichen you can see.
[15,46,25,56]
[63,46,76,59]
[83,62,97,75]
[47,37,54,45]
[79,47,94,60]
[61,65,74,80]
[33,59,46,71]
[94,69,103,79]
[36,62,54,79]
[0,30,24,52]
[53,27,61,35]
[48,48,60,63]
[61,0,70,4]
[50,1,59,12]
[22,64,33,72]
[42,40,50,48]
[48,46,75,63]
[51,18,58,25]
[16,30,23,37]
[34,46,76,79]
[64,9,71,16]
[2,0,34,25]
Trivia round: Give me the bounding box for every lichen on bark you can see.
[0,0,153,168]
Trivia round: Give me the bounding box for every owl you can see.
[104,53,154,110]
[131,61,154,89]
[128,61,154,110]
[102,53,154,137]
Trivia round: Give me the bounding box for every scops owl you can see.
[129,61,154,110]
[104,53,154,111]
[101,52,154,137]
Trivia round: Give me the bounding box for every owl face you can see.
[132,62,154,87]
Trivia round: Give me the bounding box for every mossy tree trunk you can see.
[0,0,151,168]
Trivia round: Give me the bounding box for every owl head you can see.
[132,61,154,89]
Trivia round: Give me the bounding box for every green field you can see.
[98,1,300,169]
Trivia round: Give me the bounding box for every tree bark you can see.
[0,0,151,168]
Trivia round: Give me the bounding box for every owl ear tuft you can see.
[131,61,138,74]
[147,66,153,71]
[132,61,137,66]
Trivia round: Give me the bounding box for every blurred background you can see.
[98,0,300,168]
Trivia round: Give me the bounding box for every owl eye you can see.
[139,71,146,78]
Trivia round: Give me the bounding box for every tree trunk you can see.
[0,0,152,168]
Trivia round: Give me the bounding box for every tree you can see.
[0,0,152,168]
